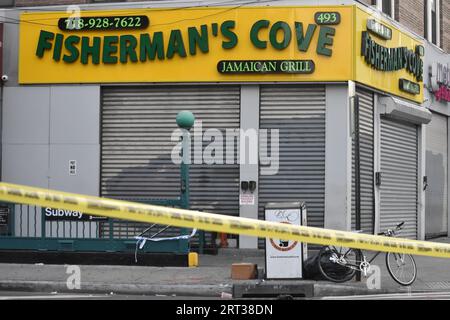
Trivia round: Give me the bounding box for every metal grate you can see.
[258,85,326,248]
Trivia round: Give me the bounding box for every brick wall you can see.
[442,0,450,53]
[397,0,425,37]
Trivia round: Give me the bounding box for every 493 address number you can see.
[314,12,341,25]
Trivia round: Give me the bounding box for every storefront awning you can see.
[378,96,432,125]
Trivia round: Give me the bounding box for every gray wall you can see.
[423,42,450,236]
[324,84,352,230]
[424,43,450,116]
[1,9,100,196]
[2,85,100,196]
[239,85,260,249]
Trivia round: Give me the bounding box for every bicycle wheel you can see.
[385,252,417,286]
[317,246,361,283]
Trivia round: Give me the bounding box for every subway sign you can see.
[44,207,107,221]
[19,5,424,103]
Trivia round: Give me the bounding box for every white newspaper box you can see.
[265,202,307,279]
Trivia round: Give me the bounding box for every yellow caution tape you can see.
[0,182,449,258]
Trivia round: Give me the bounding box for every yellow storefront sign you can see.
[19,7,353,83]
[18,5,424,103]
[355,7,424,103]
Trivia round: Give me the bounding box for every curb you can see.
[0,281,232,297]
[0,280,435,298]
[232,280,397,298]
[313,283,397,297]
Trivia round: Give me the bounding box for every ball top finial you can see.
[176,111,195,129]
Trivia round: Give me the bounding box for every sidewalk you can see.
[0,238,449,298]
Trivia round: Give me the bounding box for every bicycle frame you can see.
[321,223,416,284]
[330,247,383,271]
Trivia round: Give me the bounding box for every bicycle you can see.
[317,222,417,286]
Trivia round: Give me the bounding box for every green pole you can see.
[176,111,201,253]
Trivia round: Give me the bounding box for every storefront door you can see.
[380,117,418,239]
[425,112,448,238]
[258,85,326,248]
[100,86,240,240]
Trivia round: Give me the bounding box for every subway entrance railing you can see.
[0,111,205,256]
[0,199,198,255]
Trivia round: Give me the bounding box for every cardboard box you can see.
[231,263,257,280]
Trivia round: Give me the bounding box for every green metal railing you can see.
[0,200,193,254]
[0,111,206,255]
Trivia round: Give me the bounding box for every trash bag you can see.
[317,249,354,280]
[303,250,354,281]
[303,252,325,280]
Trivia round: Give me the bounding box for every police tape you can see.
[0,182,450,258]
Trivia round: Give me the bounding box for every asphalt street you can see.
[0,290,219,300]
[318,291,450,300]
[1,290,450,300]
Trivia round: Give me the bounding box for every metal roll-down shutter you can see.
[258,85,326,248]
[352,89,375,234]
[101,86,240,240]
[425,112,448,238]
[380,117,418,239]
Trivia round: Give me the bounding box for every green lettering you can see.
[221,20,238,49]
[316,26,335,56]
[375,43,380,69]
[370,41,375,65]
[268,61,276,71]
[250,20,269,49]
[188,24,209,55]
[53,33,63,62]
[225,62,233,72]
[403,48,408,68]
[102,36,118,64]
[167,29,187,59]
[62,35,80,63]
[385,48,389,70]
[295,22,317,52]
[418,59,423,81]
[388,48,394,71]
[269,21,291,50]
[119,35,138,63]
[36,30,54,58]
[140,33,165,61]
[397,48,403,69]
[361,31,369,60]
[81,36,101,65]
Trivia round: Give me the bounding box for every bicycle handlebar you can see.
[396,221,405,229]
[377,222,405,237]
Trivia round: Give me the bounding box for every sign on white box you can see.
[69,160,77,176]
[239,193,255,205]
[265,202,307,279]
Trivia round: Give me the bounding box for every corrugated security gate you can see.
[258,85,326,248]
[352,89,374,233]
[380,117,418,239]
[425,112,448,238]
[101,86,240,242]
